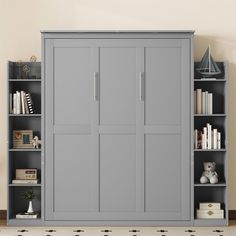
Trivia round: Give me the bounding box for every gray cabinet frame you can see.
[42,31,195,226]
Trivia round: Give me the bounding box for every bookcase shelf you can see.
[9,79,41,82]
[194,149,226,152]
[193,62,228,225]
[194,114,226,117]
[194,183,226,187]
[9,114,41,117]
[9,184,42,187]
[7,61,43,225]
[9,149,41,152]
[194,79,226,82]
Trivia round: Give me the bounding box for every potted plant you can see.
[22,188,35,214]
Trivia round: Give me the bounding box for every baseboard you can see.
[0,210,7,220]
[229,210,236,220]
[1,210,236,221]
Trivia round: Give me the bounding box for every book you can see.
[217,132,221,149]
[213,129,218,149]
[200,78,217,80]
[16,212,38,219]
[20,91,25,114]
[9,93,12,114]
[205,91,208,114]
[25,93,34,114]
[196,89,202,114]
[12,179,38,184]
[201,91,206,114]
[16,91,21,114]
[13,93,17,114]
[194,129,198,149]
[194,90,197,114]
[23,92,29,114]
[203,127,207,149]
[208,93,213,114]
[207,123,212,149]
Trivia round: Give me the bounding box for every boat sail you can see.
[197,46,221,77]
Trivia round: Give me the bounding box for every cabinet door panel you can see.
[100,135,136,212]
[54,47,91,125]
[99,47,136,125]
[143,39,190,220]
[45,39,98,220]
[54,134,91,212]
[145,134,181,212]
[145,47,181,126]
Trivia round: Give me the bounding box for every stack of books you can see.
[194,89,213,114]
[194,123,221,149]
[9,91,34,114]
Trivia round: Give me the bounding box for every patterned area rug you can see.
[0,226,236,236]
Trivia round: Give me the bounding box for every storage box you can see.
[197,209,224,219]
[15,169,37,180]
[199,202,221,210]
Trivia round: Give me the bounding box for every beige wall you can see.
[0,0,236,210]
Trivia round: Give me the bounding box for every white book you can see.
[13,93,17,114]
[12,179,38,184]
[16,213,38,219]
[208,93,213,114]
[201,92,206,114]
[20,91,25,114]
[217,132,221,149]
[205,91,208,114]
[196,89,202,114]
[9,93,12,114]
[200,78,217,80]
[194,129,198,149]
[194,90,197,114]
[16,91,21,114]
[203,127,207,149]
[201,132,205,149]
[213,129,218,149]
[207,123,212,149]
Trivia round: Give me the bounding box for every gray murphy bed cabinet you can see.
[7,31,228,226]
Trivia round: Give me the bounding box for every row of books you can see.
[9,91,34,114]
[194,123,221,150]
[194,89,213,114]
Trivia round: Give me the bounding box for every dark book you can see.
[25,93,34,114]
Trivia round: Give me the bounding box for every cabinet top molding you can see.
[41,30,195,33]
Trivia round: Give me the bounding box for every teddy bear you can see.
[200,162,218,184]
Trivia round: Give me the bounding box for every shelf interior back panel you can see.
[9,117,41,148]
[194,82,226,114]
[9,82,41,114]
[9,152,41,183]
[8,186,41,219]
[194,151,226,183]
[194,187,227,217]
[8,62,41,80]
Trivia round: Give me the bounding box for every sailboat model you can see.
[197,46,221,77]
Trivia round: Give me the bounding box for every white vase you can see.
[27,200,34,214]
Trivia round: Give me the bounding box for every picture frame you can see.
[13,130,33,148]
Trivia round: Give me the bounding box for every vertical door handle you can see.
[94,72,99,101]
[139,72,144,101]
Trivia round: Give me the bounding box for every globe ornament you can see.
[30,55,37,62]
